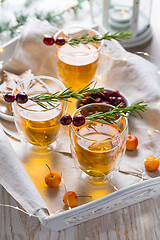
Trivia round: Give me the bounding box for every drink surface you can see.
[56,43,100,90]
[16,100,64,147]
[73,122,122,177]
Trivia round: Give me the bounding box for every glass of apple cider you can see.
[13,76,66,150]
[55,27,102,91]
[70,103,128,185]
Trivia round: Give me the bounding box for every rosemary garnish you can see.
[86,102,148,124]
[28,82,147,125]
[30,81,104,109]
[66,30,131,46]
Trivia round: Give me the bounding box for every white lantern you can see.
[90,0,152,48]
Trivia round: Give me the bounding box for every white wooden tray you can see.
[1,29,160,232]
[40,177,160,230]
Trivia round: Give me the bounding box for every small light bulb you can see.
[144,52,149,56]
[49,213,54,217]
[122,57,127,62]
[44,34,49,37]
[95,74,102,80]
[147,129,152,136]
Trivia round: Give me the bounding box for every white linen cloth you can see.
[1,19,160,218]
[0,123,49,216]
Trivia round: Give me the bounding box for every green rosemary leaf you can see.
[86,102,147,124]
[67,30,131,46]
[30,82,104,108]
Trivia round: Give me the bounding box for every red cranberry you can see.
[95,97,103,103]
[110,90,121,97]
[4,93,16,103]
[117,96,125,104]
[83,96,93,105]
[55,37,66,46]
[99,90,109,100]
[119,104,126,108]
[60,114,72,125]
[90,92,99,99]
[109,96,119,106]
[103,101,110,104]
[43,36,54,46]
[16,93,28,103]
[73,115,85,127]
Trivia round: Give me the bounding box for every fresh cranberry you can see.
[109,96,119,106]
[103,101,110,104]
[99,90,109,100]
[119,104,126,108]
[95,97,103,103]
[110,90,121,97]
[83,96,92,105]
[16,93,28,103]
[90,92,99,99]
[73,115,85,127]
[4,93,16,103]
[60,114,72,125]
[55,37,66,46]
[43,36,54,46]
[117,96,125,104]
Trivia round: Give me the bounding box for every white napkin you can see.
[4,19,58,76]
[0,123,49,216]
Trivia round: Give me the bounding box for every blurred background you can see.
[0,0,159,62]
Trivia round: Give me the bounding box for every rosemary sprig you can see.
[66,30,131,46]
[30,81,104,109]
[86,102,148,124]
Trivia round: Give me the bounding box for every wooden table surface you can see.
[1,0,160,239]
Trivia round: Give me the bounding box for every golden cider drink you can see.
[56,43,100,90]
[73,122,122,177]
[17,100,64,147]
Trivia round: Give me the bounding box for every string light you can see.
[104,50,160,76]
[118,169,145,181]
[0,203,42,219]
[135,51,160,67]
[0,48,4,53]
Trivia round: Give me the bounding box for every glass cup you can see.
[12,76,66,151]
[70,103,128,185]
[55,27,103,91]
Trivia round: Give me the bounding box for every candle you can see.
[110,7,132,23]
[109,7,132,29]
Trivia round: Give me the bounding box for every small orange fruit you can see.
[45,171,61,188]
[45,164,61,188]
[144,156,159,172]
[126,134,138,150]
[63,191,78,208]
